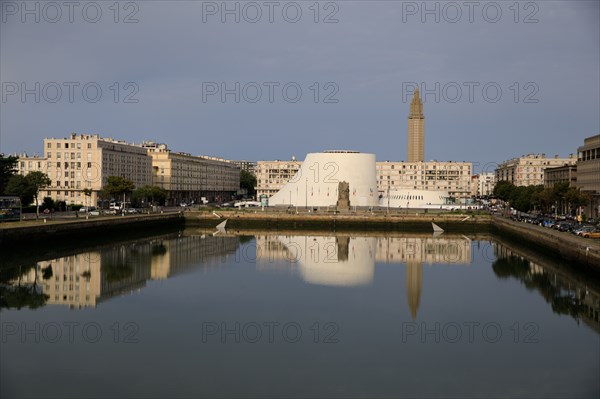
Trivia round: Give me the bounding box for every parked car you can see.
[581,230,600,239]
[89,210,101,216]
[543,219,555,228]
[556,222,575,232]
[573,225,597,236]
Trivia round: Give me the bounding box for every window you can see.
[77,143,81,149]
[47,143,51,148]
[87,143,91,149]
[65,143,69,149]
[57,143,61,149]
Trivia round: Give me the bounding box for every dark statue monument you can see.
[337,181,350,210]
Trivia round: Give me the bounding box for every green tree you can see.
[565,187,590,215]
[26,171,52,219]
[133,185,167,206]
[82,188,93,210]
[552,181,570,199]
[493,181,516,202]
[41,196,55,212]
[532,188,555,213]
[0,154,18,195]
[5,175,35,221]
[103,176,135,207]
[240,170,257,197]
[0,265,49,310]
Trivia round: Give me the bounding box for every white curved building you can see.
[379,189,451,209]
[268,151,379,207]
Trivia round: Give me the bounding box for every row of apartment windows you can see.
[48,190,81,197]
[579,148,599,161]
[378,165,470,171]
[46,162,92,168]
[20,161,43,168]
[47,142,92,149]
[47,152,93,161]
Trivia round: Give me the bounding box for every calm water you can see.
[1,229,599,398]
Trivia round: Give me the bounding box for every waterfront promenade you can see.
[492,216,600,269]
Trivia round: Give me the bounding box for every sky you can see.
[1,0,598,174]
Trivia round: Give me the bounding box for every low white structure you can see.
[379,189,451,209]
[268,151,379,208]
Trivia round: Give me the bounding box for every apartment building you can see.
[256,158,472,203]
[255,158,302,198]
[144,142,240,205]
[15,153,47,176]
[544,164,577,188]
[576,134,600,218]
[42,133,152,206]
[233,160,257,175]
[495,153,576,187]
[376,161,472,202]
[471,173,496,197]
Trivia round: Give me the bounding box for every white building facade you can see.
[267,151,379,207]
[495,154,576,187]
[376,161,472,203]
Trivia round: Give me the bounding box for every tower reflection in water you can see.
[6,231,599,330]
[256,234,472,319]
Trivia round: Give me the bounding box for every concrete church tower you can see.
[407,89,424,162]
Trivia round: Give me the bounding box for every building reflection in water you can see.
[256,236,377,287]
[10,235,239,309]
[256,235,472,318]
[493,242,600,333]
[9,231,597,329]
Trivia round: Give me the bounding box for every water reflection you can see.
[492,241,600,333]
[257,236,377,286]
[256,234,472,318]
[1,230,598,332]
[3,235,239,309]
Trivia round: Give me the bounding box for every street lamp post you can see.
[305,178,307,211]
